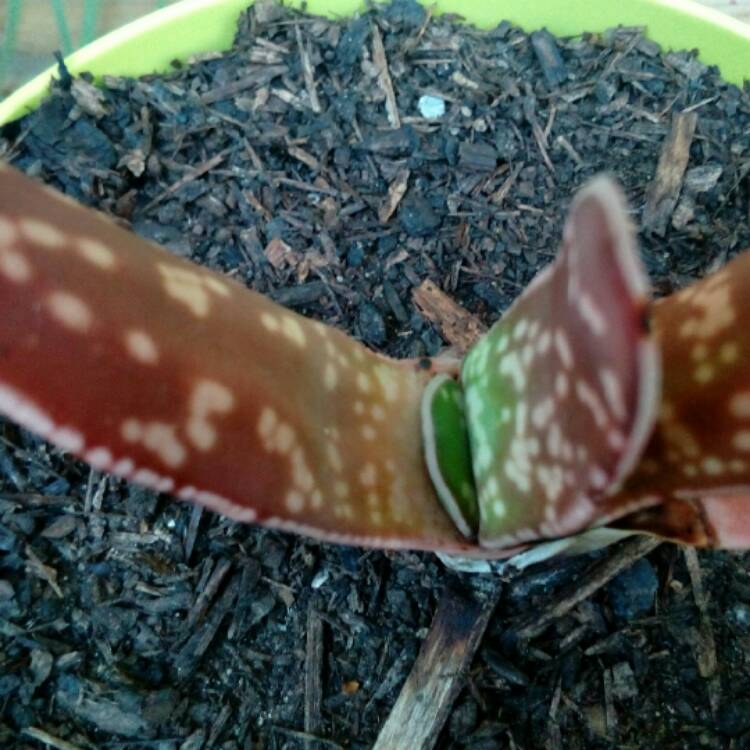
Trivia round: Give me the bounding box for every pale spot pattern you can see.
[19,217,66,249]
[0,246,32,283]
[186,379,235,451]
[125,329,159,365]
[76,237,116,269]
[256,407,319,514]
[121,418,187,468]
[730,392,750,419]
[281,315,307,348]
[46,291,93,333]
[158,263,229,318]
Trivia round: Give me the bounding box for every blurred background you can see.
[0,0,748,96]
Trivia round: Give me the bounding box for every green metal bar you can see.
[0,0,23,90]
[82,0,102,45]
[50,0,74,54]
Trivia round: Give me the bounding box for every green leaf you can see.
[422,374,479,538]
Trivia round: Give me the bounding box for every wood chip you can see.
[304,600,324,743]
[412,280,486,353]
[372,24,401,128]
[25,545,63,598]
[641,110,698,236]
[512,536,661,640]
[379,168,410,223]
[296,25,322,113]
[23,727,85,750]
[373,581,501,750]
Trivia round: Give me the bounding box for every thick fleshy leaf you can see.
[461,176,660,548]
[601,245,750,544]
[421,374,478,538]
[0,163,479,553]
[610,494,750,549]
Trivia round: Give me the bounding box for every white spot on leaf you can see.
[125,329,159,365]
[19,217,65,249]
[46,291,93,333]
[76,237,116,269]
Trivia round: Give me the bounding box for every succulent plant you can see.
[0,162,747,560]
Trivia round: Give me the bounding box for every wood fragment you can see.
[143,152,227,212]
[288,144,321,171]
[296,25,322,113]
[531,30,568,88]
[184,504,203,562]
[684,548,720,711]
[304,599,324,744]
[379,168,410,223]
[602,666,618,736]
[459,142,498,172]
[372,24,401,129]
[200,66,287,104]
[173,574,241,681]
[185,558,233,630]
[522,94,555,176]
[641,111,698,236]
[83,468,105,513]
[25,546,63,598]
[23,727,85,750]
[513,536,661,640]
[373,581,501,750]
[490,163,523,206]
[412,280,486,353]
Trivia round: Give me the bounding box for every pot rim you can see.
[1,0,748,127]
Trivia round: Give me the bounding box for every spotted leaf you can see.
[0,163,481,554]
[602,246,750,545]
[461,176,660,548]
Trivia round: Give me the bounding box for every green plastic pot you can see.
[0,0,749,128]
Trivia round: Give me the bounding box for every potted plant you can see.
[1,0,749,746]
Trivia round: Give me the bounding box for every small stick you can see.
[304,599,324,742]
[373,580,501,750]
[143,151,227,212]
[642,111,697,236]
[379,168,410,223]
[22,727,85,750]
[684,548,720,711]
[371,24,401,129]
[296,25,322,113]
[513,536,661,640]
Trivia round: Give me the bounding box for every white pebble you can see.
[418,95,446,119]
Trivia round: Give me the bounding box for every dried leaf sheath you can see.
[0,164,473,552]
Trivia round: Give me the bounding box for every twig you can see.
[184,504,203,562]
[296,25,322,113]
[143,151,227,212]
[304,599,324,743]
[642,110,697,236]
[371,24,401,129]
[23,727,84,750]
[684,547,720,712]
[373,580,502,750]
[513,535,661,640]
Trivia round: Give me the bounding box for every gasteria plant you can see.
[0,162,748,560]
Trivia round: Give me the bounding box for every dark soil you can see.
[2,1,750,748]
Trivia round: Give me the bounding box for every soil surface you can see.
[2,1,750,748]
